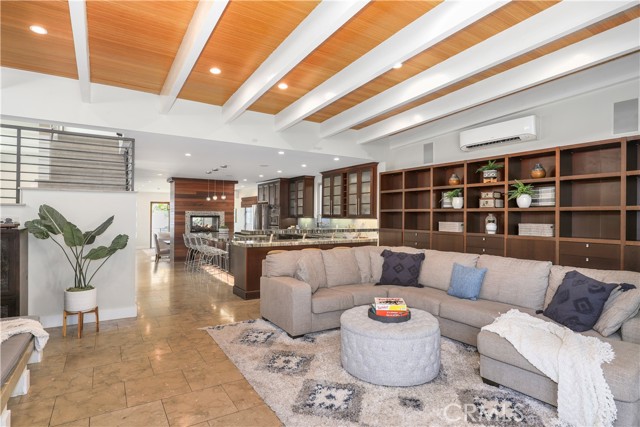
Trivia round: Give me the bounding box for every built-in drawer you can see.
[559,241,621,270]
[624,245,640,272]
[506,238,555,263]
[432,233,464,253]
[403,231,429,249]
[466,235,504,256]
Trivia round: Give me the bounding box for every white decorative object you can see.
[452,197,464,209]
[64,288,97,312]
[438,222,464,232]
[516,194,532,208]
[518,223,554,237]
[485,213,497,234]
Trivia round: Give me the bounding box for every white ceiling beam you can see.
[274,0,508,132]
[356,19,640,144]
[68,0,91,103]
[160,0,228,114]
[321,1,637,138]
[388,54,640,150]
[221,0,370,124]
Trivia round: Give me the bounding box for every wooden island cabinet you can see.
[379,135,640,272]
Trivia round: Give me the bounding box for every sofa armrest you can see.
[621,311,640,345]
[260,276,312,337]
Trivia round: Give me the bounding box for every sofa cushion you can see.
[370,246,421,282]
[420,250,479,291]
[332,283,389,306]
[377,250,425,287]
[478,329,639,403]
[311,288,354,314]
[352,246,376,283]
[387,286,452,316]
[447,263,487,301]
[321,248,361,288]
[265,251,302,277]
[477,255,551,310]
[543,270,617,332]
[546,265,640,336]
[294,250,327,293]
[440,298,531,329]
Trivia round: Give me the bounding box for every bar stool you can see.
[63,307,99,338]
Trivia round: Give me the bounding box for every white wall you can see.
[0,189,137,327]
[385,79,639,170]
[136,191,170,248]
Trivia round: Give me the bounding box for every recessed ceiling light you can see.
[157,173,163,176]
[278,151,285,155]
[243,179,247,182]
[334,157,340,161]
[301,164,307,168]
[29,25,47,35]
[209,67,221,75]
[277,170,282,174]
[259,174,264,178]
[393,62,403,69]
[184,153,191,157]
[277,82,288,90]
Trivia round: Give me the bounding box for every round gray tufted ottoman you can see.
[340,305,440,386]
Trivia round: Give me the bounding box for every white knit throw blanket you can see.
[0,318,49,352]
[482,309,616,427]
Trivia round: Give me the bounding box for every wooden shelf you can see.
[378,134,639,271]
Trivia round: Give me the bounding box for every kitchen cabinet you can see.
[321,162,377,219]
[288,176,315,218]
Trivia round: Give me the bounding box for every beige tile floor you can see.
[7,251,282,427]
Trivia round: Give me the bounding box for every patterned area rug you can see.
[204,319,566,426]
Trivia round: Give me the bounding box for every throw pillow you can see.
[321,248,361,287]
[294,251,327,293]
[447,263,487,300]
[543,270,618,332]
[376,250,425,287]
[264,251,302,277]
[593,283,639,336]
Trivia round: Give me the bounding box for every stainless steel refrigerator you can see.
[252,202,270,231]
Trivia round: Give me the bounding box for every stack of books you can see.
[372,297,409,317]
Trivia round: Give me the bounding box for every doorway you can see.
[150,202,170,248]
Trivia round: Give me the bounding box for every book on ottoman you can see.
[373,298,409,317]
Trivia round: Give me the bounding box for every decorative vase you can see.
[64,288,97,312]
[530,163,546,179]
[452,197,464,209]
[485,213,497,234]
[448,173,461,186]
[516,194,532,208]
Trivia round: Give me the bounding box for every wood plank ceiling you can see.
[1,0,638,144]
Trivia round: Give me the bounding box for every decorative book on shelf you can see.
[439,222,464,233]
[518,223,555,237]
[531,186,556,207]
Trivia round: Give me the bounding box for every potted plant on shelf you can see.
[508,180,535,208]
[476,160,504,183]
[442,189,463,209]
[25,205,128,312]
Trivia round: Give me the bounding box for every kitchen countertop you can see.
[231,237,378,248]
[238,228,378,235]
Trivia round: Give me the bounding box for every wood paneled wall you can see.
[170,178,237,261]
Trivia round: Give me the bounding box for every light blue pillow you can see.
[447,263,487,301]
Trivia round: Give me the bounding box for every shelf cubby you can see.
[433,163,465,187]
[627,211,639,241]
[627,138,640,171]
[404,189,430,210]
[466,184,505,209]
[380,212,403,229]
[559,178,621,208]
[404,168,431,189]
[380,171,403,192]
[433,211,464,232]
[559,211,620,240]
[627,175,640,206]
[508,211,555,236]
[467,211,505,235]
[508,150,556,181]
[560,141,621,176]
[466,157,506,185]
[380,192,403,210]
[404,212,430,231]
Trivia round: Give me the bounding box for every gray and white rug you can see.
[204,319,567,426]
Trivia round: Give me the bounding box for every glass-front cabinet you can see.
[347,167,374,217]
[288,176,315,218]
[321,163,377,218]
[322,172,343,217]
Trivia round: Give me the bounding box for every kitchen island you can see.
[230,236,377,299]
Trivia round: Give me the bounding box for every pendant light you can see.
[212,178,218,201]
[205,171,211,201]
[221,178,226,200]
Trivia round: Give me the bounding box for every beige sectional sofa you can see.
[260,246,640,426]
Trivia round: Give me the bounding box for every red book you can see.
[375,309,409,317]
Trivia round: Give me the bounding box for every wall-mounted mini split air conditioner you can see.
[459,116,538,151]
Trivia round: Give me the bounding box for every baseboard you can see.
[38,305,138,328]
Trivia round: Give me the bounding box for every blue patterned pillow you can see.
[543,270,617,332]
[447,263,487,300]
[376,250,425,287]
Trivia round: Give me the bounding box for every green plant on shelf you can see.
[476,160,504,173]
[507,180,535,200]
[441,188,463,201]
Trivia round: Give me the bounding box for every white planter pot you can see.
[64,288,97,312]
[516,194,532,208]
[452,197,464,209]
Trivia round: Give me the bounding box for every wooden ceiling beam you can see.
[68,0,90,102]
[273,0,508,132]
[221,0,370,124]
[321,1,637,138]
[356,19,640,144]
[160,0,228,114]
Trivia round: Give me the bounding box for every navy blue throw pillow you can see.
[543,270,618,332]
[376,250,425,287]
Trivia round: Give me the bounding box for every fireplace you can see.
[185,210,225,234]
